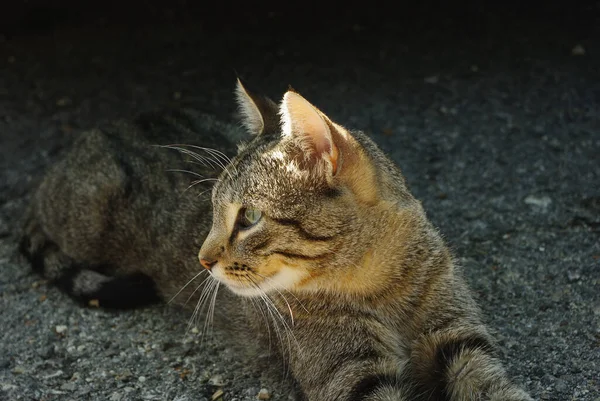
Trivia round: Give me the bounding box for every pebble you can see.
[257,388,271,400]
[572,44,586,56]
[211,388,224,400]
[138,376,146,383]
[567,270,581,282]
[555,377,568,393]
[524,195,552,209]
[1,383,18,391]
[55,97,72,107]
[60,382,77,391]
[55,325,68,334]
[208,374,224,386]
[43,370,64,380]
[12,366,26,374]
[424,75,439,84]
[109,392,123,401]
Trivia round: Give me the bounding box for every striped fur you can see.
[20,81,532,400]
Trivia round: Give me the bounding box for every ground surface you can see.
[1,4,599,401]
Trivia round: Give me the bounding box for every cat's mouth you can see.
[212,264,308,297]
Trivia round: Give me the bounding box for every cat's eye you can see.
[239,207,262,229]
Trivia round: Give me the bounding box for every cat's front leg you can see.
[411,330,533,401]
[283,317,414,401]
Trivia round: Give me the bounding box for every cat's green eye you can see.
[239,207,262,229]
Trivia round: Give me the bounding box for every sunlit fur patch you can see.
[264,148,309,181]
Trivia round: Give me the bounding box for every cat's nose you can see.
[199,257,217,271]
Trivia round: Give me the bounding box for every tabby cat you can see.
[20,79,532,400]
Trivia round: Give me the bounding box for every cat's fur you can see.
[20,80,532,400]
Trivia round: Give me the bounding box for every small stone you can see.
[12,366,26,374]
[43,370,64,379]
[424,75,439,84]
[257,388,271,400]
[60,382,77,391]
[211,388,224,400]
[116,369,133,382]
[567,270,581,282]
[55,325,68,334]
[524,195,552,209]
[56,97,72,107]
[1,383,18,391]
[190,326,199,334]
[109,392,123,401]
[245,387,260,396]
[208,374,224,386]
[470,64,479,72]
[555,378,568,392]
[571,44,586,56]
[138,376,146,383]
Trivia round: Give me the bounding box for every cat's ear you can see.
[280,91,339,175]
[235,78,278,135]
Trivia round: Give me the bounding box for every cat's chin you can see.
[225,285,268,297]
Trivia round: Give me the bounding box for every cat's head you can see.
[198,80,419,298]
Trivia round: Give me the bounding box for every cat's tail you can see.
[19,221,160,309]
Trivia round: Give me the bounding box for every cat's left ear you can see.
[235,78,278,135]
[280,91,340,176]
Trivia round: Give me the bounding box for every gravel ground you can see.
[1,4,599,401]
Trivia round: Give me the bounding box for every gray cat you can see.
[20,80,532,400]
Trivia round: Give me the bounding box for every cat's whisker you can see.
[248,296,273,352]
[177,144,234,172]
[184,178,220,194]
[253,273,302,324]
[254,285,300,381]
[163,145,220,171]
[255,287,287,356]
[169,144,236,180]
[165,168,206,179]
[254,272,309,315]
[158,145,211,167]
[204,281,220,339]
[182,273,215,307]
[188,278,217,334]
[196,187,214,199]
[250,277,300,357]
[187,280,210,331]
[168,269,208,305]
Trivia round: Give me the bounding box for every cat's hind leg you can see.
[19,218,160,309]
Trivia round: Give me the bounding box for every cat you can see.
[19,79,533,400]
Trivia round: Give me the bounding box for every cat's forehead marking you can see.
[264,147,308,179]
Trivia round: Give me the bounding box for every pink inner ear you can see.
[281,91,338,173]
[330,142,339,175]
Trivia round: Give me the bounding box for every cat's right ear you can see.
[235,78,278,135]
